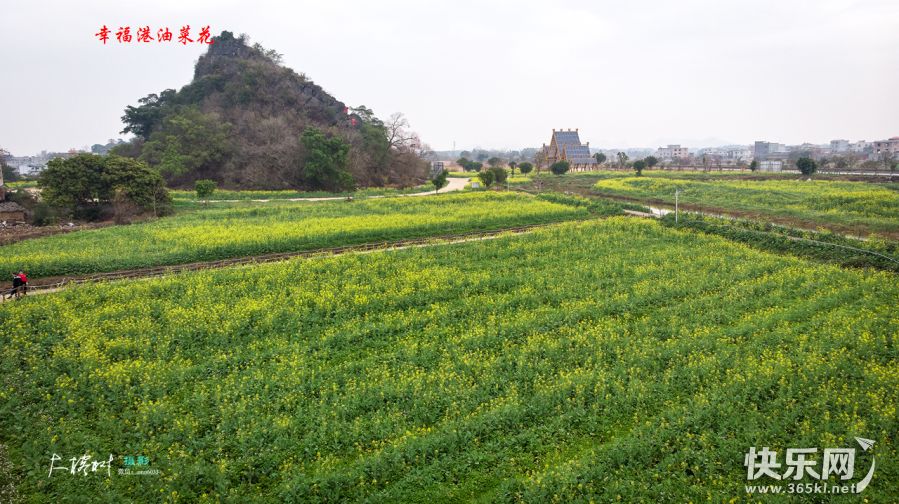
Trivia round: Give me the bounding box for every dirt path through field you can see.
[209,177,469,203]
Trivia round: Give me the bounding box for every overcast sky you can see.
[2,0,897,155]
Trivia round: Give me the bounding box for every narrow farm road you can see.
[213,177,470,203]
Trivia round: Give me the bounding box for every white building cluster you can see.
[3,151,81,177]
[749,137,898,171]
[655,144,690,161]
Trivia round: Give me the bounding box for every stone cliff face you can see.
[192,31,350,128]
[193,33,257,70]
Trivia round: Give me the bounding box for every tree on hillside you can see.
[487,157,503,168]
[749,160,759,172]
[431,169,448,194]
[350,108,430,188]
[120,89,177,140]
[633,159,647,176]
[593,152,607,164]
[384,113,418,152]
[796,157,817,175]
[616,152,629,170]
[139,107,232,182]
[364,110,434,185]
[518,162,534,175]
[39,154,171,220]
[195,179,217,204]
[550,160,570,175]
[252,42,283,65]
[300,127,355,192]
[645,156,659,169]
[349,105,391,185]
[508,161,518,176]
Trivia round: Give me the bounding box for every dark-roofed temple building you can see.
[542,129,596,171]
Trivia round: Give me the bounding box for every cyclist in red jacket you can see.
[5,271,27,300]
[17,271,27,296]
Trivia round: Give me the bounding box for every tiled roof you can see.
[564,145,596,163]
[553,130,581,146]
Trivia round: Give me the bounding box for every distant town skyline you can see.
[2,0,897,155]
[11,134,899,158]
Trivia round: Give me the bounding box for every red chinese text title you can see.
[95,25,214,45]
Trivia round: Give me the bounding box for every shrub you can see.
[31,203,61,226]
[550,161,570,175]
[796,157,817,175]
[431,169,448,193]
[477,169,496,188]
[195,179,217,204]
[633,160,647,176]
[489,166,508,185]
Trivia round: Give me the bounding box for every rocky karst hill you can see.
[116,31,427,190]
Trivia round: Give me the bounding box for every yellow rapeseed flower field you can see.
[0,192,588,277]
[594,176,899,236]
[1,218,896,501]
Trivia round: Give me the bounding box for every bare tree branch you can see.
[385,113,418,151]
